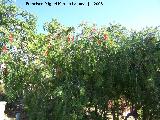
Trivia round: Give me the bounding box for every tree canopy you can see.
[1,1,160,119]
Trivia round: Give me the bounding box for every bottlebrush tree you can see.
[1,1,160,120]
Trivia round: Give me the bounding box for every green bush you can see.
[1,1,160,119]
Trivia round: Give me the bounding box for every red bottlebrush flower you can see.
[9,34,13,43]
[107,100,113,109]
[2,45,8,53]
[92,28,96,32]
[68,35,74,43]
[68,36,70,43]
[104,34,108,40]
[72,36,74,42]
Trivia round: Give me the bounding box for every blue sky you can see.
[15,0,160,33]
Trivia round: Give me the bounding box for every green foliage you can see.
[1,2,160,120]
